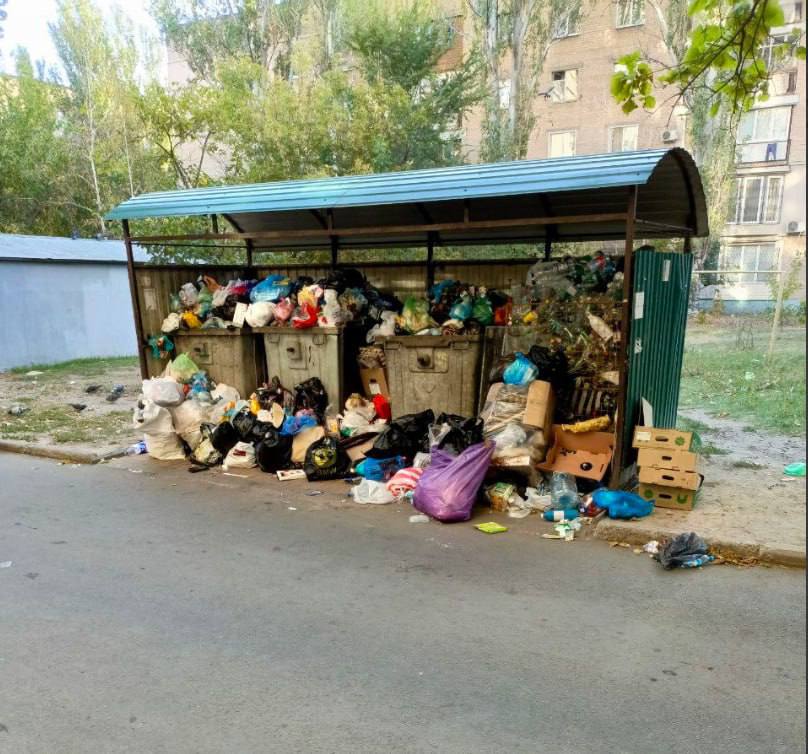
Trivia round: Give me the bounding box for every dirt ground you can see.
[0,362,142,455]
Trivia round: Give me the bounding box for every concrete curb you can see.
[594,519,805,569]
[0,439,125,465]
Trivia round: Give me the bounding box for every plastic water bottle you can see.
[550,472,578,510]
[543,509,580,521]
[125,441,147,456]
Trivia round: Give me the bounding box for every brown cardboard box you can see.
[360,367,390,400]
[637,447,699,472]
[481,381,555,450]
[523,380,555,436]
[537,425,615,481]
[639,482,698,511]
[632,426,693,451]
[639,466,703,491]
[345,438,375,463]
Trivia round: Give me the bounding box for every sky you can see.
[0,0,159,75]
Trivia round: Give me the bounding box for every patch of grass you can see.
[0,407,133,445]
[8,356,138,378]
[731,459,764,469]
[700,443,729,457]
[679,326,805,436]
[676,416,714,434]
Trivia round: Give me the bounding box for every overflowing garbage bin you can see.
[256,325,365,410]
[379,334,484,417]
[172,330,259,400]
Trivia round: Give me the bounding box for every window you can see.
[609,124,639,152]
[552,6,581,38]
[760,34,792,69]
[551,69,578,102]
[721,243,779,282]
[736,106,791,162]
[616,0,644,27]
[731,175,784,224]
[782,1,803,22]
[548,130,576,158]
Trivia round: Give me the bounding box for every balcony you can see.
[736,139,790,164]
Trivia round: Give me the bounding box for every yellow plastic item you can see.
[521,310,538,325]
[249,398,261,415]
[475,522,508,534]
[181,311,202,329]
[560,415,611,434]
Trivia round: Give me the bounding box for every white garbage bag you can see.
[350,479,395,505]
[245,302,275,328]
[223,441,257,469]
[142,377,185,407]
[133,400,185,460]
[169,400,211,451]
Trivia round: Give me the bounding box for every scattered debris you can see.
[784,462,806,477]
[288,506,298,511]
[69,403,87,412]
[128,468,143,474]
[643,540,660,555]
[0,561,12,568]
[222,472,249,478]
[475,521,508,534]
[84,384,103,394]
[7,405,29,416]
[409,514,430,524]
[24,370,44,377]
[654,532,714,569]
[305,490,324,496]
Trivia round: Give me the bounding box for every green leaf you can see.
[643,95,656,109]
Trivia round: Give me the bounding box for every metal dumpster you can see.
[380,334,483,418]
[256,326,364,409]
[172,329,260,399]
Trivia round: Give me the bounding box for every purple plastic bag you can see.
[413,442,494,522]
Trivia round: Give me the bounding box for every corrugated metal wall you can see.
[623,249,693,454]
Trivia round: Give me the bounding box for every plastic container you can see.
[543,509,580,521]
[380,334,483,417]
[550,472,578,510]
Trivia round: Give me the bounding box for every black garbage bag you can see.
[321,268,365,294]
[210,421,239,455]
[289,275,315,297]
[256,429,293,473]
[394,410,435,452]
[231,407,257,440]
[527,345,571,391]
[433,412,484,456]
[211,294,238,322]
[248,420,275,444]
[656,532,710,570]
[365,424,415,459]
[304,436,351,481]
[294,377,328,415]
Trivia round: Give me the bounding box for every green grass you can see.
[0,407,132,444]
[679,327,806,436]
[8,356,138,377]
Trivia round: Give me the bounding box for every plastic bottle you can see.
[125,440,147,456]
[550,472,578,510]
[543,509,580,521]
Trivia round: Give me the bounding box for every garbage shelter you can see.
[107,148,707,497]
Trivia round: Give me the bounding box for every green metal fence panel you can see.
[624,249,693,454]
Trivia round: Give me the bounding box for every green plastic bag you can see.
[169,353,199,383]
[471,296,493,325]
[784,462,806,477]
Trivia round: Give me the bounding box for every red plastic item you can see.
[372,394,392,422]
[291,303,318,329]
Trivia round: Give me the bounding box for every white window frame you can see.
[551,69,578,102]
[552,6,581,38]
[548,129,577,158]
[720,242,780,283]
[731,174,785,224]
[736,106,792,162]
[616,0,645,28]
[608,124,639,152]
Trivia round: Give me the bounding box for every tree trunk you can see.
[508,0,530,158]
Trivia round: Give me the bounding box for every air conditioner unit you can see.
[787,220,805,235]
[661,128,679,143]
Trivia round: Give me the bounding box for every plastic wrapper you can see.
[161,313,181,333]
[297,284,323,309]
[179,282,199,308]
[304,436,351,481]
[449,293,473,321]
[398,297,437,334]
[273,297,294,323]
[245,302,275,328]
[355,456,406,482]
[351,479,395,505]
[319,289,349,327]
[168,353,200,383]
[503,352,539,386]
[471,296,494,325]
[367,311,397,342]
[492,422,527,451]
[147,335,175,360]
[291,303,318,329]
[413,443,495,523]
[250,274,292,303]
[181,311,202,329]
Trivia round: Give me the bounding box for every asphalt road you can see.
[0,453,805,754]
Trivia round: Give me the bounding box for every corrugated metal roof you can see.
[0,233,148,263]
[106,149,699,218]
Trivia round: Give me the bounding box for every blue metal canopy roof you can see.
[107,148,708,248]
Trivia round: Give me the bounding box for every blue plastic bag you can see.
[355,456,406,482]
[449,293,473,321]
[250,274,292,303]
[280,414,319,436]
[502,352,539,386]
[592,488,654,519]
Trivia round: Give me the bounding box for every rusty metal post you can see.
[611,185,638,486]
[122,219,148,379]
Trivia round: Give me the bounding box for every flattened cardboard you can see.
[523,380,555,436]
[637,447,699,472]
[537,425,615,481]
[346,438,375,463]
[632,426,693,451]
[360,367,390,400]
[639,466,703,491]
[639,482,698,511]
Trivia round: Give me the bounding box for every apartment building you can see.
[165,0,805,307]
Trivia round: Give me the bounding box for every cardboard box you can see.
[639,482,698,511]
[632,426,693,451]
[360,367,390,399]
[523,380,555,435]
[481,381,555,450]
[637,447,699,472]
[345,438,375,463]
[537,425,615,481]
[639,466,703,491]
